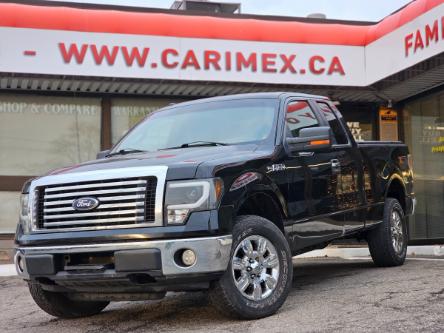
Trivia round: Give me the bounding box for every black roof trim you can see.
[159,91,329,110]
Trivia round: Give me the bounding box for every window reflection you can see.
[404,91,444,239]
[111,99,183,145]
[0,95,101,176]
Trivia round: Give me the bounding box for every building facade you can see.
[0,0,443,243]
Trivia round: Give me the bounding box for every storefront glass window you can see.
[111,99,184,145]
[0,94,101,176]
[0,191,20,233]
[338,103,376,141]
[403,90,444,239]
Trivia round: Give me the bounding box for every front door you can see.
[284,100,317,221]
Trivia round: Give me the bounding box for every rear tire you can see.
[28,282,109,318]
[209,215,293,319]
[367,198,407,267]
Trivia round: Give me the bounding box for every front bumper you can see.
[411,197,417,215]
[15,235,232,290]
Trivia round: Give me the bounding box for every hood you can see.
[43,144,267,180]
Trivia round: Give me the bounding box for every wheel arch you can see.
[385,174,407,212]
[235,190,286,233]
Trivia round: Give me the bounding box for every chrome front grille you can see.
[37,177,157,231]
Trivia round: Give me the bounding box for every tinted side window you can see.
[317,102,348,144]
[285,101,319,138]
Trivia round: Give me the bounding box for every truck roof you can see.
[163,92,330,110]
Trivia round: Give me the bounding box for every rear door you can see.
[315,101,366,233]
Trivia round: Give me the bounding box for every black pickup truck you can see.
[15,92,414,319]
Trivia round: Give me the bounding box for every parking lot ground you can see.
[0,257,443,333]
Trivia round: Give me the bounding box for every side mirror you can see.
[96,150,110,159]
[286,126,332,152]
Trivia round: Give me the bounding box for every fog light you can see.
[167,209,189,224]
[182,249,196,266]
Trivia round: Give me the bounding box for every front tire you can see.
[28,282,109,318]
[367,198,407,267]
[209,215,293,319]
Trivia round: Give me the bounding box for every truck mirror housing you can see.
[286,126,332,152]
[96,150,110,159]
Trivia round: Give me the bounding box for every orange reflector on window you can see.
[310,139,330,146]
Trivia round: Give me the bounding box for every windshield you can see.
[112,98,278,152]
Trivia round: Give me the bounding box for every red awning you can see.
[0,0,442,46]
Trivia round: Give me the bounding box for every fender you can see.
[384,173,406,199]
[221,170,288,219]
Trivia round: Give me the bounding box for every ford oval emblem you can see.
[72,197,100,211]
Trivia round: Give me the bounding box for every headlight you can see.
[165,178,224,224]
[19,193,31,233]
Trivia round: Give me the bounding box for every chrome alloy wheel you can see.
[391,210,404,254]
[231,235,280,301]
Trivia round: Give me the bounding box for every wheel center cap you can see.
[250,261,262,274]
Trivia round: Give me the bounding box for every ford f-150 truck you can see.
[15,92,414,319]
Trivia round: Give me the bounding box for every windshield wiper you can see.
[106,148,146,157]
[160,141,229,150]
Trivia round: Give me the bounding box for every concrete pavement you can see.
[0,257,443,333]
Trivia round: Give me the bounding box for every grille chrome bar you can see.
[43,194,146,206]
[45,187,146,199]
[29,166,168,232]
[44,201,145,213]
[37,177,156,230]
[44,208,145,220]
[45,180,147,193]
[43,216,146,227]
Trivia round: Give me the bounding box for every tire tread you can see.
[28,282,109,318]
[367,198,406,267]
[209,215,292,319]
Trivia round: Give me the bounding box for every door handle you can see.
[331,159,341,174]
[298,151,314,157]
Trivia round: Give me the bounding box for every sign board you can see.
[366,4,444,84]
[431,137,444,153]
[0,4,442,86]
[379,108,398,141]
[347,122,364,141]
[0,27,365,87]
